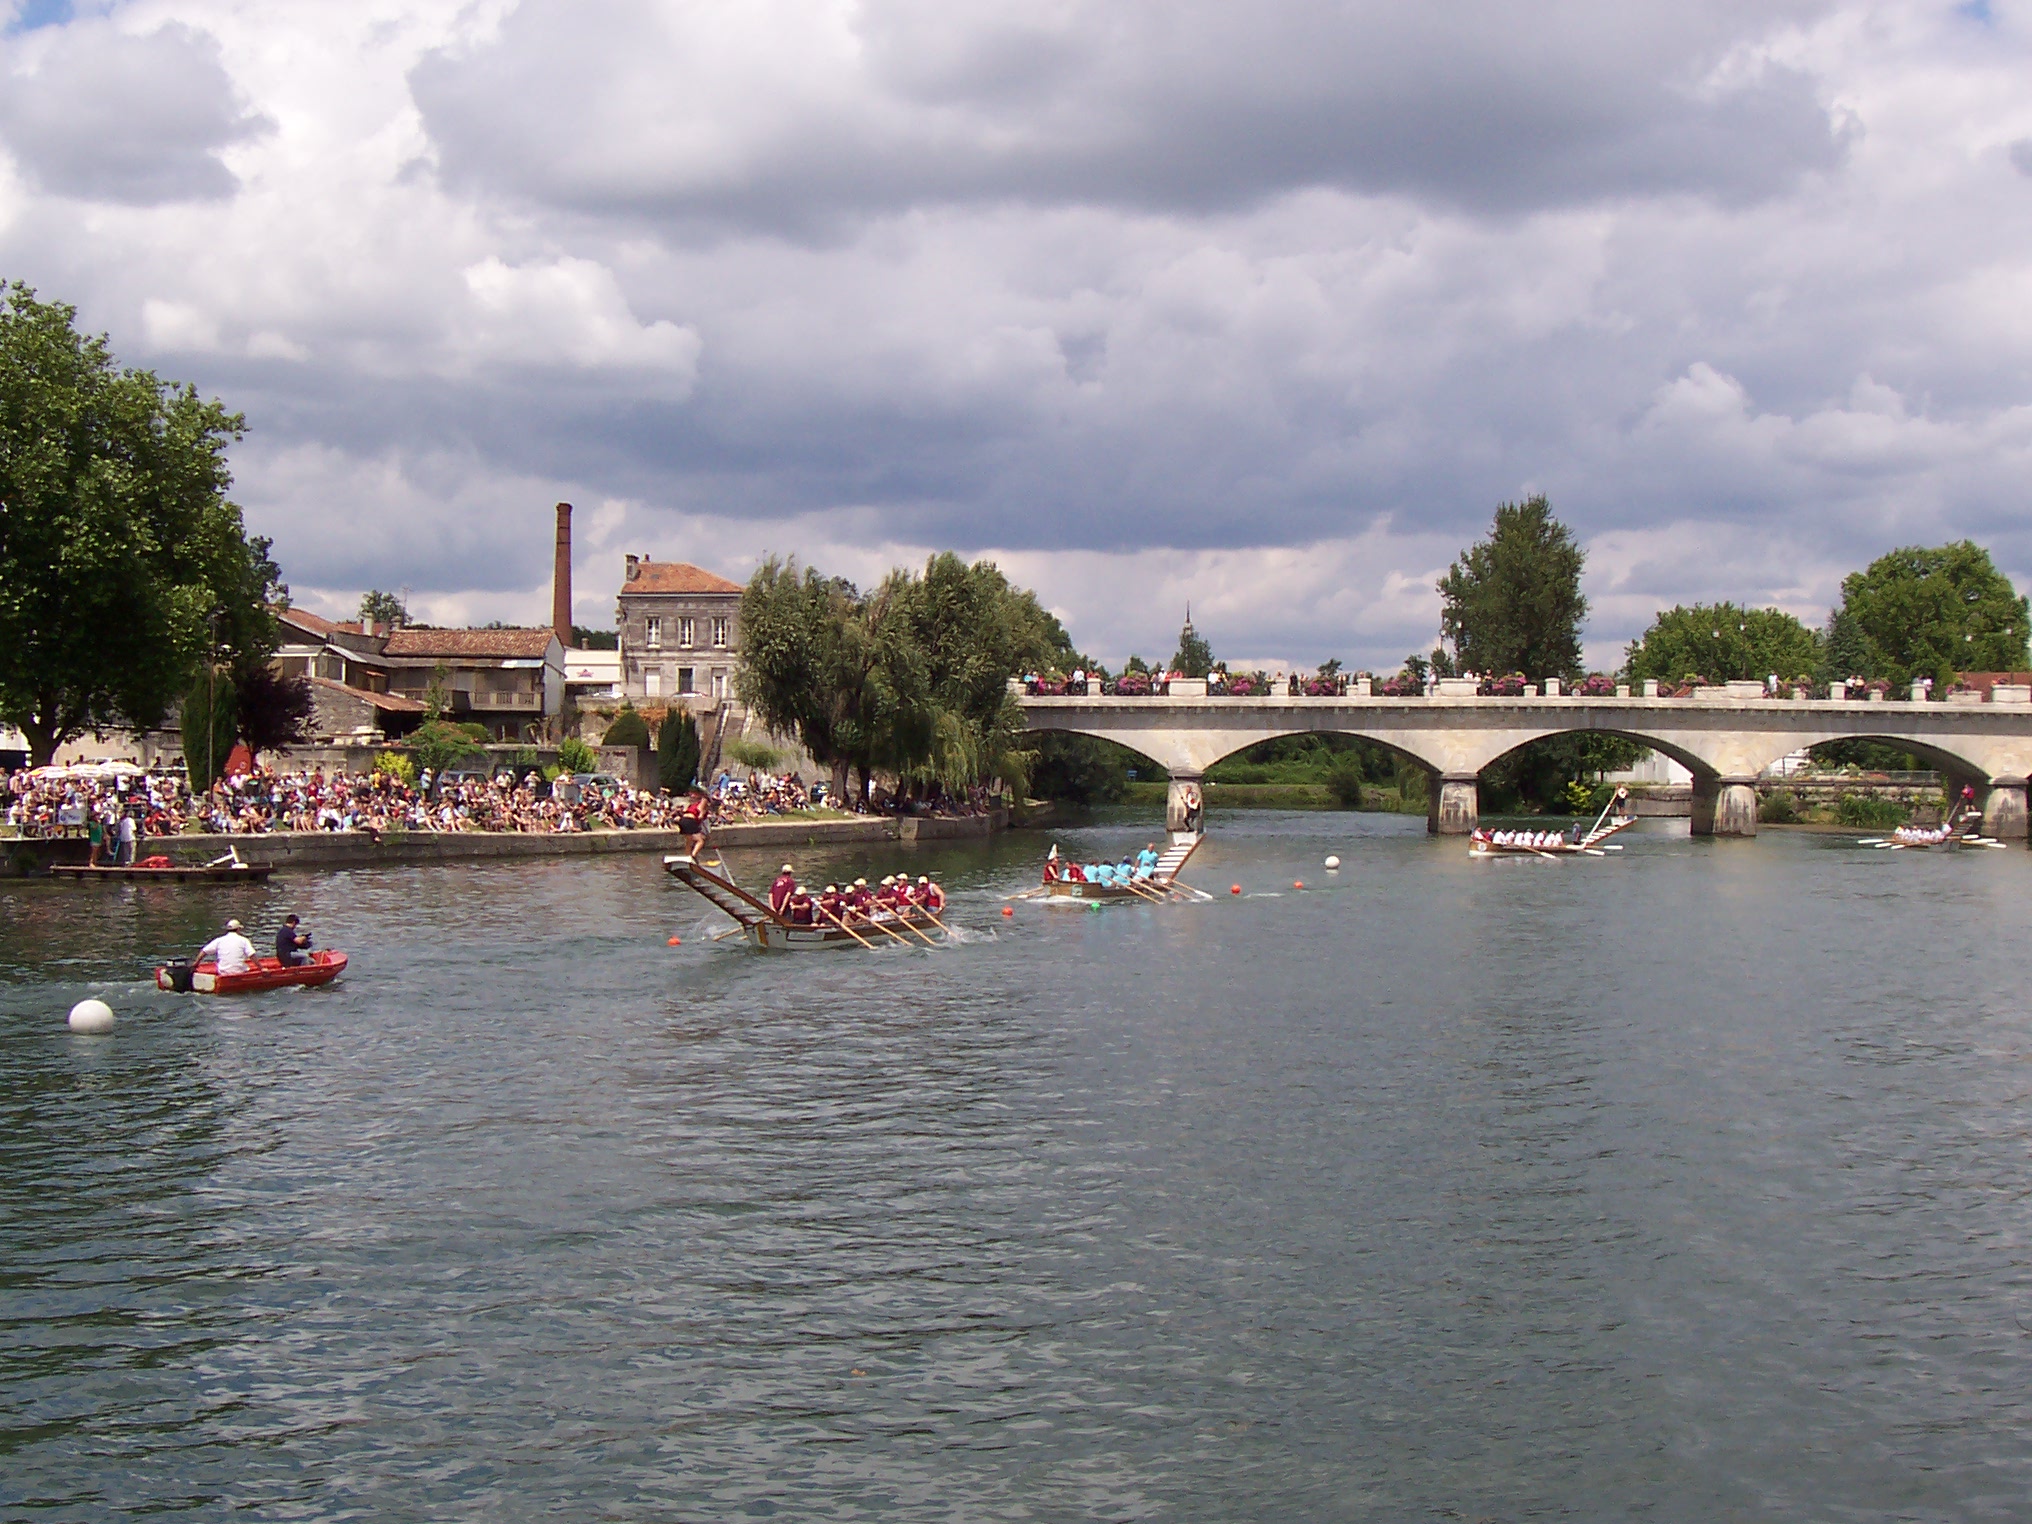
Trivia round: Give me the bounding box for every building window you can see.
[712,616,729,649]
[645,617,663,649]
[679,616,695,648]
[713,670,728,698]
[678,667,695,694]
[645,670,660,698]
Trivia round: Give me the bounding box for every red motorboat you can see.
[156,949,348,994]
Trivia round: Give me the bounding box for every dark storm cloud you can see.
[0,21,267,204]
[411,0,1846,230]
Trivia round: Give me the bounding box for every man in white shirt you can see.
[198,918,257,975]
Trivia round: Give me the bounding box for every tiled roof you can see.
[279,607,362,637]
[383,627,558,659]
[620,561,743,595]
[309,676,429,713]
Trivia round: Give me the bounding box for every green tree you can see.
[1170,610,1214,678]
[233,666,315,764]
[657,708,700,793]
[603,704,650,748]
[1625,603,1822,685]
[557,735,597,774]
[0,282,282,763]
[410,719,488,775]
[180,666,237,792]
[1437,495,1587,679]
[1828,542,2030,687]
[359,589,409,629]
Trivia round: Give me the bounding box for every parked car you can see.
[552,771,622,804]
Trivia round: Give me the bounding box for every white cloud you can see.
[1,0,2029,672]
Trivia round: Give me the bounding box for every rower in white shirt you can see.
[198,918,257,975]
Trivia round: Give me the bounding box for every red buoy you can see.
[667,936,681,945]
[1001,906,1014,917]
[1230,884,1241,895]
[1293,880,1304,890]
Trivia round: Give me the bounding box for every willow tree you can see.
[0,282,282,763]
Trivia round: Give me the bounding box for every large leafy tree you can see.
[738,554,1065,803]
[1828,542,2029,687]
[1625,603,1822,685]
[0,282,283,763]
[233,665,315,763]
[1437,495,1587,679]
[360,589,409,629]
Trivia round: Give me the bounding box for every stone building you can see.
[615,557,744,705]
[381,627,565,741]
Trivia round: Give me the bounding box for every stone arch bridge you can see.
[1016,689,2032,838]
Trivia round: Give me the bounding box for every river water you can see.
[5,811,2032,1520]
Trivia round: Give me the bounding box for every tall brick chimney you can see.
[552,502,573,647]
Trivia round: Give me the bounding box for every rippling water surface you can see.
[5,812,2032,1520]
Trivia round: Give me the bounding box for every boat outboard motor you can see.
[162,957,194,993]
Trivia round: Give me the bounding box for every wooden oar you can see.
[1163,878,1215,901]
[819,907,877,950]
[915,906,955,937]
[854,910,915,946]
[891,907,940,945]
[1005,886,1049,900]
[1121,878,1168,903]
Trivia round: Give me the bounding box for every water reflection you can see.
[4,818,2032,1518]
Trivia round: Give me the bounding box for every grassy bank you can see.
[1120,781,1426,814]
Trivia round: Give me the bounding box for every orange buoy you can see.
[667,936,681,945]
[1230,884,1241,895]
[1001,906,1014,917]
[1293,880,1304,890]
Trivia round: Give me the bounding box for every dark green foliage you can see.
[1030,733,1147,803]
[603,704,651,748]
[1626,604,1822,685]
[737,553,1066,800]
[1325,753,1365,808]
[1810,740,1921,771]
[1836,794,1908,828]
[658,709,700,794]
[410,719,488,775]
[1758,789,1801,824]
[0,281,283,763]
[1829,541,2029,687]
[570,626,619,649]
[180,668,237,792]
[233,666,314,762]
[1479,733,1646,813]
[360,589,409,629]
[1438,495,1587,680]
[557,735,597,774]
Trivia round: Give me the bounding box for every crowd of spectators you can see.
[2,760,1000,843]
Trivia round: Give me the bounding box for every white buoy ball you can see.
[68,998,115,1033]
[1324,855,1342,871]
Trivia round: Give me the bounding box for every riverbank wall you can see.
[2,809,1017,877]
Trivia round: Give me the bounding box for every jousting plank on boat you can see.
[1469,788,1637,859]
[662,853,948,949]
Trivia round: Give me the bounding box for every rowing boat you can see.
[1867,811,2007,850]
[1470,788,1635,859]
[1036,831,1203,902]
[663,854,948,949]
[155,949,348,993]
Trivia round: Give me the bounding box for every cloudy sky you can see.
[4,0,2029,671]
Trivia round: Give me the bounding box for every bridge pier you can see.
[1691,776,1758,837]
[1428,773,1478,835]
[1166,773,1205,834]
[1983,777,2028,840]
